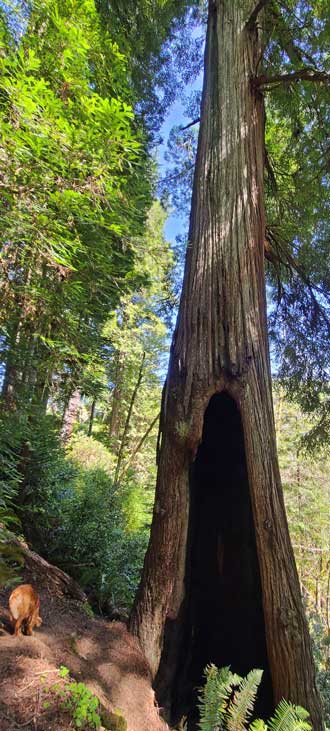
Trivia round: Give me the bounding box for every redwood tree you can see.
[130,1,326,729]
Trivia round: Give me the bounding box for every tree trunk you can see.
[88,398,96,437]
[1,319,22,409]
[108,351,125,453]
[61,389,81,443]
[114,351,146,485]
[120,411,160,480]
[130,2,323,729]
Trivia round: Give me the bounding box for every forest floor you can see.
[0,559,168,731]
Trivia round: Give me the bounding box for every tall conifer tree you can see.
[130,2,329,729]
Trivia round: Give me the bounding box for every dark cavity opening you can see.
[172,392,273,729]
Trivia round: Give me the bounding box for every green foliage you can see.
[0,524,23,586]
[53,666,102,729]
[96,0,203,133]
[226,670,263,731]
[83,201,173,488]
[0,405,66,579]
[0,410,22,527]
[65,680,101,729]
[68,434,116,476]
[59,665,70,679]
[29,434,150,608]
[198,666,242,731]
[306,613,330,727]
[254,2,330,444]
[275,387,330,625]
[275,387,330,720]
[267,700,311,731]
[198,666,311,731]
[5,409,74,544]
[0,0,152,413]
[54,666,127,730]
[0,0,174,602]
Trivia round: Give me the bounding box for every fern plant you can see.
[226,669,263,731]
[198,665,312,731]
[198,666,242,731]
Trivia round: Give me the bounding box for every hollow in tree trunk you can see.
[130,2,324,729]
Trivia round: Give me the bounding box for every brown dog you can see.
[9,584,42,636]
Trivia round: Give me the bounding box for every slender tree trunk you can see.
[130,2,323,729]
[327,566,330,637]
[61,389,81,443]
[1,319,22,408]
[114,351,146,485]
[120,411,160,480]
[2,321,50,412]
[108,351,125,452]
[88,398,96,437]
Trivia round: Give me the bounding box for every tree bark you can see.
[61,389,81,443]
[88,398,96,437]
[130,1,323,728]
[1,319,22,409]
[108,350,125,452]
[114,351,146,485]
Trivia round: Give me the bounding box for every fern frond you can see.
[268,699,311,731]
[293,707,310,722]
[249,719,268,731]
[226,669,263,731]
[198,665,242,731]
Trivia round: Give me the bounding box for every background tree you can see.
[0,0,152,415]
[96,0,204,135]
[0,0,156,532]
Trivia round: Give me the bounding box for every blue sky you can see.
[157,73,203,244]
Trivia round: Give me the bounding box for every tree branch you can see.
[246,0,271,30]
[158,164,195,188]
[292,544,329,554]
[120,411,160,480]
[256,68,330,87]
[264,146,277,195]
[180,118,200,131]
[269,3,317,69]
[266,227,330,333]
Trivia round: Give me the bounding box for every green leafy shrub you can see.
[0,410,30,583]
[1,422,149,607]
[12,411,73,546]
[28,435,150,609]
[0,410,24,527]
[0,404,68,536]
[68,435,116,477]
[55,667,127,730]
[65,681,101,729]
[50,466,148,607]
[0,524,24,586]
[198,665,311,731]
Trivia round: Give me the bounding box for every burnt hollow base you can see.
[156,392,274,729]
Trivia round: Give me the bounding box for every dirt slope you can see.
[0,559,169,731]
